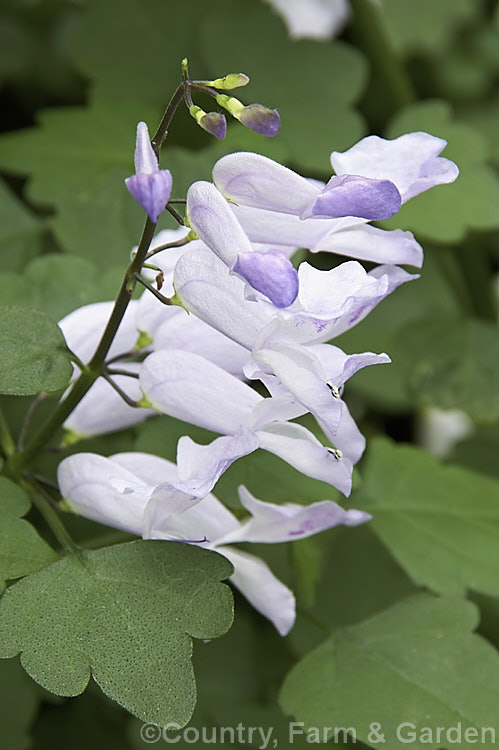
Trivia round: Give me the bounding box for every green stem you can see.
[5,74,188,477]
[22,477,80,558]
[454,240,497,321]
[350,0,416,111]
[0,404,15,458]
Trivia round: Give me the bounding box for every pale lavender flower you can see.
[187,181,298,307]
[58,451,370,634]
[125,121,173,223]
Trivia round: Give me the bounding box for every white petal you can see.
[59,300,140,366]
[57,453,151,534]
[218,546,296,635]
[174,247,274,349]
[139,349,261,434]
[176,430,261,492]
[187,181,252,267]
[264,0,350,39]
[257,421,353,495]
[153,311,249,377]
[310,344,391,385]
[232,203,362,249]
[63,367,152,438]
[253,343,343,438]
[331,132,459,202]
[134,121,158,175]
[313,224,424,267]
[318,402,366,464]
[111,452,179,484]
[213,152,319,215]
[218,485,371,545]
[145,491,241,544]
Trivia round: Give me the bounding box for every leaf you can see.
[0,102,159,205]
[0,102,222,262]
[394,315,499,423]
[62,0,206,106]
[382,0,479,56]
[280,595,499,748]
[0,306,73,395]
[336,253,460,412]
[0,541,233,726]
[383,100,499,242]
[356,438,499,597]
[33,687,134,750]
[0,178,43,272]
[201,0,367,172]
[0,658,45,750]
[0,476,58,594]
[449,425,499,481]
[0,255,123,321]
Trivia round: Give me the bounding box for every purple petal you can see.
[125,169,172,223]
[217,486,371,545]
[235,104,281,137]
[307,174,401,221]
[199,112,227,140]
[331,132,459,203]
[134,121,158,175]
[233,249,298,308]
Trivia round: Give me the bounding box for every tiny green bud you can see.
[212,73,250,89]
[135,330,153,350]
[60,429,84,447]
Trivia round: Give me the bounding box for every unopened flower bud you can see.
[216,95,280,137]
[125,121,172,223]
[189,105,227,140]
[212,73,250,90]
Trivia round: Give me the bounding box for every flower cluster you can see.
[58,125,458,633]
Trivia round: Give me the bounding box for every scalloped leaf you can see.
[0,541,233,726]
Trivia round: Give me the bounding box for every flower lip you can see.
[306,174,402,221]
[233,248,299,308]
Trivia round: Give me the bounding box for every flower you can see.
[212,151,402,222]
[186,181,298,307]
[125,121,173,223]
[57,451,371,634]
[139,349,355,495]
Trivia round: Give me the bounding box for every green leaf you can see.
[449,425,499,481]
[0,658,45,750]
[63,0,205,106]
[0,541,233,726]
[394,316,499,423]
[280,595,499,748]
[0,102,159,205]
[201,0,367,172]
[0,178,43,272]
[0,255,122,321]
[383,100,499,242]
[382,0,478,56]
[0,306,73,395]
[0,476,58,594]
[336,253,460,412]
[356,438,499,597]
[0,102,222,263]
[33,687,134,750]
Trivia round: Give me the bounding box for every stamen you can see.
[326,381,342,399]
[327,448,343,461]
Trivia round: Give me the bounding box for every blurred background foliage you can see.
[2,0,499,747]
